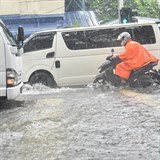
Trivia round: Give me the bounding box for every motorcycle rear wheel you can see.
[149,70,160,85]
[129,75,153,88]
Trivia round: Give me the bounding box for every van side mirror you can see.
[17,26,24,43]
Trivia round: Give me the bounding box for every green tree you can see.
[86,0,119,23]
[86,0,160,22]
[124,0,137,9]
[134,0,160,18]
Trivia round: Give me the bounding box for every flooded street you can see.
[0,84,160,160]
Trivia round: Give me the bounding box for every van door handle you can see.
[46,52,55,58]
[55,60,60,68]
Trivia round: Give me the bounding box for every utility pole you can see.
[118,0,124,23]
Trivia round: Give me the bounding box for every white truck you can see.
[0,19,24,100]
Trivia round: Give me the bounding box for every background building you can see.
[0,0,64,15]
[0,0,99,39]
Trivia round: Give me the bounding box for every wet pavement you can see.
[0,84,160,160]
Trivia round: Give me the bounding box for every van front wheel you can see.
[29,71,57,88]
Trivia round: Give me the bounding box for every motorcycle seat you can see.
[132,61,158,75]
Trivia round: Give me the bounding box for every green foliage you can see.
[134,0,160,18]
[87,0,119,23]
[72,20,79,27]
[87,0,160,22]
[123,0,137,8]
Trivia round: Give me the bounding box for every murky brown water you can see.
[0,84,160,160]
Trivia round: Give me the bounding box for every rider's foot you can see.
[121,82,127,87]
[120,78,127,87]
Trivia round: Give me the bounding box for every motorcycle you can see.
[93,49,160,88]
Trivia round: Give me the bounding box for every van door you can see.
[22,32,57,83]
[0,33,6,97]
[55,29,122,86]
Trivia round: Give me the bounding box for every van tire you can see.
[29,71,57,88]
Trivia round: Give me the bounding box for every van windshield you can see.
[0,21,17,46]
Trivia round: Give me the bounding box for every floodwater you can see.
[0,84,160,160]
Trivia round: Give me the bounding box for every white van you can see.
[0,19,24,99]
[22,22,160,88]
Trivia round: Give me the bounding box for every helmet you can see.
[117,32,131,46]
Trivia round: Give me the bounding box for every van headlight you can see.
[6,68,22,87]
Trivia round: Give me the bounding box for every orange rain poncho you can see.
[115,39,158,80]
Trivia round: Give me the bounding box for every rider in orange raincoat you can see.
[115,32,158,81]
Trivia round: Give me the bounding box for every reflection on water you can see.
[0,84,160,160]
[0,100,25,111]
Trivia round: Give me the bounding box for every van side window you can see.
[62,29,121,50]
[132,26,156,44]
[62,25,156,50]
[24,33,54,53]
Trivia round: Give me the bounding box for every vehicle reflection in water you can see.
[0,100,25,111]
[0,84,160,160]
